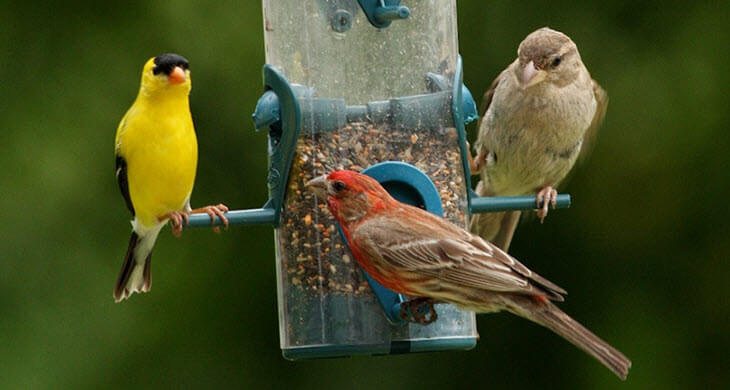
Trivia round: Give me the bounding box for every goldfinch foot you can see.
[400,297,438,324]
[160,211,189,237]
[536,186,558,223]
[190,204,229,233]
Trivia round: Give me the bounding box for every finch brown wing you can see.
[355,209,565,300]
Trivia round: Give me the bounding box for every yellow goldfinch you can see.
[114,53,229,302]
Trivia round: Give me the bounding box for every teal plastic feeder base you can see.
[279,297,477,360]
[283,336,477,360]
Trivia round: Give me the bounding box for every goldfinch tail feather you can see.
[114,224,161,302]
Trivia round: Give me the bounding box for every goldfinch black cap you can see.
[152,53,189,76]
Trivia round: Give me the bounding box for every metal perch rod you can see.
[186,207,275,227]
[184,194,571,228]
[470,194,571,213]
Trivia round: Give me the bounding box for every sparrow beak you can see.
[520,60,547,88]
[168,66,187,84]
[305,175,328,198]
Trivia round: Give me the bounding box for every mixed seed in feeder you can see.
[279,121,468,299]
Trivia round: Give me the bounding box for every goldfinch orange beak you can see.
[168,66,186,84]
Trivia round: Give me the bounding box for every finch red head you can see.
[306,170,630,379]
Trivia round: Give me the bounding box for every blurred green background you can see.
[1,1,728,388]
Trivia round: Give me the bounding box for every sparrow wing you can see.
[476,71,503,130]
[579,79,608,163]
[474,66,509,145]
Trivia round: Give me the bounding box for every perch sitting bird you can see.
[470,27,607,251]
[113,53,229,302]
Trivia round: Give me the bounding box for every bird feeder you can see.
[187,0,570,360]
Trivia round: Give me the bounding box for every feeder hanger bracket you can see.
[357,0,410,28]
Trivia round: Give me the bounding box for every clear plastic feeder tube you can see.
[262,0,477,359]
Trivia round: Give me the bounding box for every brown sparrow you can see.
[470,27,607,250]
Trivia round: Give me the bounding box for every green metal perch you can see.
[184,193,571,228]
[470,193,571,213]
[186,207,275,227]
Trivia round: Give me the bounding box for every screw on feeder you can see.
[331,9,352,33]
[267,168,280,190]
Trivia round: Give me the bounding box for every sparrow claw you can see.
[190,203,229,233]
[536,186,558,223]
[399,297,438,325]
[467,141,486,174]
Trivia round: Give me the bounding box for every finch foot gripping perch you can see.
[160,203,230,236]
[189,204,230,233]
[399,298,438,325]
[159,210,189,237]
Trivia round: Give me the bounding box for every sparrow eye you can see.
[333,181,346,192]
[551,56,562,68]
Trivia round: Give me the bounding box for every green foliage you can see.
[1,1,728,388]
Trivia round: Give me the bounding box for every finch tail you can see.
[512,298,631,379]
[114,223,162,302]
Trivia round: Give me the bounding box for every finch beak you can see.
[168,66,187,84]
[520,60,546,88]
[305,175,328,199]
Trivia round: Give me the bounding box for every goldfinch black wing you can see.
[116,155,134,215]
[115,115,134,216]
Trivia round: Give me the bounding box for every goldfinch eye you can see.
[333,181,346,192]
[551,56,562,68]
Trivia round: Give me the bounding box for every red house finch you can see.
[470,27,607,251]
[306,170,630,379]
